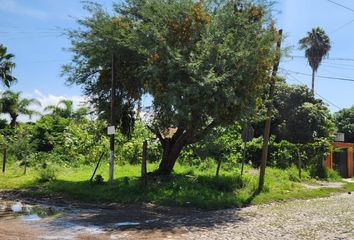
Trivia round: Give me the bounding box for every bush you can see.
[326,168,341,181]
[93,174,104,184]
[287,165,309,182]
[37,164,57,182]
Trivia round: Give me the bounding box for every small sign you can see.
[107,126,115,135]
[335,132,345,142]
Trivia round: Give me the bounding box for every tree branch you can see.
[186,121,217,144]
[147,125,164,144]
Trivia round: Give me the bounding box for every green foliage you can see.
[253,82,335,144]
[299,27,331,76]
[118,121,161,164]
[55,119,108,165]
[64,1,279,173]
[133,0,277,139]
[0,44,16,87]
[2,163,352,209]
[37,164,58,182]
[32,115,70,151]
[334,105,354,143]
[0,91,41,128]
[63,2,143,136]
[44,99,90,120]
[8,125,35,168]
[179,124,243,168]
[93,174,104,185]
[287,165,310,182]
[243,135,331,179]
[325,168,341,181]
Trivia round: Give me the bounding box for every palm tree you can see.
[45,99,89,119]
[299,27,331,94]
[0,91,41,128]
[45,99,74,118]
[0,44,16,88]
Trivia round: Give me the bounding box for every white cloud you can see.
[13,89,88,122]
[0,0,47,20]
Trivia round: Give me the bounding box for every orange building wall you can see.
[325,143,354,178]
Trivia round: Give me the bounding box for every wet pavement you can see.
[0,192,353,239]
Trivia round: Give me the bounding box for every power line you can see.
[284,56,354,68]
[330,18,354,34]
[283,71,342,110]
[289,55,354,62]
[280,68,354,82]
[327,0,354,13]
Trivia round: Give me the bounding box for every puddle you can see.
[0,200,60,221]
[114,221,141,227]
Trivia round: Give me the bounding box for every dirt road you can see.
[0,192,353,240]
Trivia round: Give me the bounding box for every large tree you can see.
[299,27,331,94]
[252,82,334,144]
[63,3,143,136]
[65,0,278,175]
[334,106,354,143]
[0,91,41,128]
[0,44,16,88]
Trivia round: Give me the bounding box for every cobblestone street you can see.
[1,192,353,240]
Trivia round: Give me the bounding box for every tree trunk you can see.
[2,148,7,174]
[297,148,302,179]
[10,115,17,129]
[154,139,186,176]
[311,69,315,95]
[23,158,27,175]
[216,157,222,177]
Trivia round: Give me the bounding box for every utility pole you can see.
[258,29,283,192]
[109,53,116,184]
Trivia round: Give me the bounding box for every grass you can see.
[0,162,353,209]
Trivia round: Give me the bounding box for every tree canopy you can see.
[0,44,16,88]
[299,27,331,93]
[334,106,354,143]
[64,0,279,175]
[0,90,41,128]
[253,82,334,144]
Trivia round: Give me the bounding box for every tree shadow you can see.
[52,198,249,232]
[2,175,255,232]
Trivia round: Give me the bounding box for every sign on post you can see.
[335,132,345,142]
[107,126,115,135]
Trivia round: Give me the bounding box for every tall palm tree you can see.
[0,91,41,128]
[299,27,331,94]
[0,44,16,88]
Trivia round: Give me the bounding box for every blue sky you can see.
[0,0,353,114]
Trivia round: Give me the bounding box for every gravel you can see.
[0,193,353,239]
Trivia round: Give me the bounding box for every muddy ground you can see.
[0,190,353,240]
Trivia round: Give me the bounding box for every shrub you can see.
[325,168,341,181]
[93,174,104,184]
[37,164,57,182]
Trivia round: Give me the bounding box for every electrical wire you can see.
[281,69,342,110]
[280,68,354,82]
[327,0,354,13]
